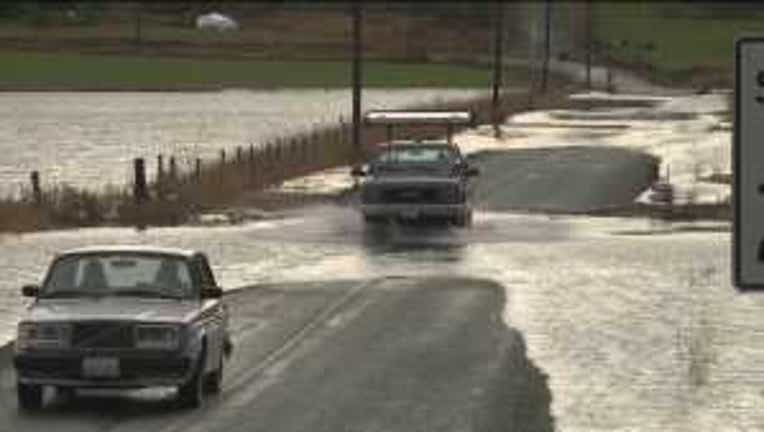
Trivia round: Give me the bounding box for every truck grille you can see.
[382,187,441,204]
[72,322,134,349]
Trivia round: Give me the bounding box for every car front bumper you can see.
[361,203,470,219]
[14,351,196,388]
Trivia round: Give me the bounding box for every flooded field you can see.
[0,88,488,197]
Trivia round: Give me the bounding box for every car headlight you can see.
[134,324,181,350]
[16,322,72,350]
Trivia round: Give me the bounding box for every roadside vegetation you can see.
[0,51,508,90]
[592,2,758,88]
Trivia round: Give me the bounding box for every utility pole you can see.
[492,1,504,138]
[540,0,552,93]
[134,2,142,48]
[585,0,592,90]
[351,1,363,160]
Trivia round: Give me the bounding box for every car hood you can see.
[23,297,204,324]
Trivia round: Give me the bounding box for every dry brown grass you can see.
[0,200,45,232]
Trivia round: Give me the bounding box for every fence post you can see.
[236,146,243,165]
[299,136,307,167]
[133,158,148,203]
[195,158,202,182]
[169,156,177,183]
[157,154,164,183]
[262,143,271,186]
[219,149,226,180]
[30,171,42,205]
[249,144,255,184]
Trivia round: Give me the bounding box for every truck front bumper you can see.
[361,203,470,220]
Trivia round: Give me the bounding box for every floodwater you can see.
[275,91,732,209]
[0,210,740,430]
[0,88,487,197]
[0,90,756,431]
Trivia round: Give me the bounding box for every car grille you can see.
[72,322,134,349]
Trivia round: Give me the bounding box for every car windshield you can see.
[41,253,194,299]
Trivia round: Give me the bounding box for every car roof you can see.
[57,245,199,259]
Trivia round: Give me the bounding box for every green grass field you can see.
[0,51,505,89]
[593,3,764,79]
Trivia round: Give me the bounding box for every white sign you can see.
[735,38,764,290]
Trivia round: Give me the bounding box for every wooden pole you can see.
[492,0,504,138]
[541,0,552,93]
[585,0,592,90]
[351,1,363,160]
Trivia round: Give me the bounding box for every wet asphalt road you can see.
[468,146,658,212]
[0,278,552,432]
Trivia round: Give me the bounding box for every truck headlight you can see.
[16,322,72,350]
[135,324,180,350]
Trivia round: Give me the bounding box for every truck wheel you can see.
[17,381,43,411]
[177,351,205,409]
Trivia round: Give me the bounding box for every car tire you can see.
[177,351,205,409]
[204,351,224,394]
[453,213,471,228]
[17,381,43,411]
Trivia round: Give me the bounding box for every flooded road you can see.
[0,90,755,430]
[0,210,740,430]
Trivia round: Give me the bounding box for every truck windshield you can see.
[375,145,458,165]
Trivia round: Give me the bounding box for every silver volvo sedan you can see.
[13,246,232,410]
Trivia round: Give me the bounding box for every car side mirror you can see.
[465,167,480,177]
[201,286,223,299]
[21,285,40,298]
[351,166,366,177]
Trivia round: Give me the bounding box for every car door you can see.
[194,254,227,371]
